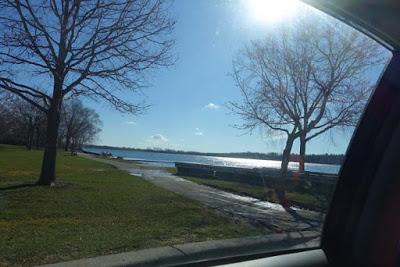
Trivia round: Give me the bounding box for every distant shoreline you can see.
[83,145,344,165]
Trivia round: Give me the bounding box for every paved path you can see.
[80,153,324,233]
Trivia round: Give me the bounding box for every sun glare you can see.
[244,0,300,24]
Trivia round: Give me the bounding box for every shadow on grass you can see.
[0,182,37,191]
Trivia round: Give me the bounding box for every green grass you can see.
[0,145,262,266]
[181,176,324,210]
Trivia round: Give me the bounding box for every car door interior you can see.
[321,52,399,266]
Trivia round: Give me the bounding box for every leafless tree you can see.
[0,92,13,137]
[14,100,47,150]
[0,0,175,185]
[0,92,10,116]
[0,96,46,148]
[229,18,385,201]
[60,99,102,152]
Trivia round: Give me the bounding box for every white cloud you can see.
[124,121,136,125]
[143,134,184,150]
[194,128,204,136]
[148,134,168,143]
[145,134,169,149]
[203,102,220,110]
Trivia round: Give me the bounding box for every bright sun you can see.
[244,0,300,24]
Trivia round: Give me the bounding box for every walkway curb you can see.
[38,231,320,267]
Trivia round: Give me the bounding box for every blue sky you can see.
[85,0,389,154]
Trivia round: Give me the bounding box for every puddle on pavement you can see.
[126,165,301,213]
[215,190,289,211]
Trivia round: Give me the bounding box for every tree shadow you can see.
[0,182,37,191]
[283,205,323,227]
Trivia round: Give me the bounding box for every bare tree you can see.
[0,92,13,138]
[229,18,384,201]
[0,91,10,117]
[0,0,175,185]
[0,96,46,148]
[295,23,385,171]
[14,100,46,150]
[60,99,102,152]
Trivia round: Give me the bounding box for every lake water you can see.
[83,146,340,174]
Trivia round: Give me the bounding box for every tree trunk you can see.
[28,125,35,150]
[37,88,63,185]
[35,126,41,149]
[26,118,33,150]
[280,134,295,177]
[64,133,70,151]
[70,140,76,155]
[26,131,33,150]
[299,133,306,172]
[276,134,296,206]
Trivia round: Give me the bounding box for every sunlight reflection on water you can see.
[84,147,340,174]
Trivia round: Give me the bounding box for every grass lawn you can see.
[180,176,325,211]
[0,145,262,266]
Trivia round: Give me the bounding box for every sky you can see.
[84,0,390,154]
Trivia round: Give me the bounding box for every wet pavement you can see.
[80,154,324,233]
